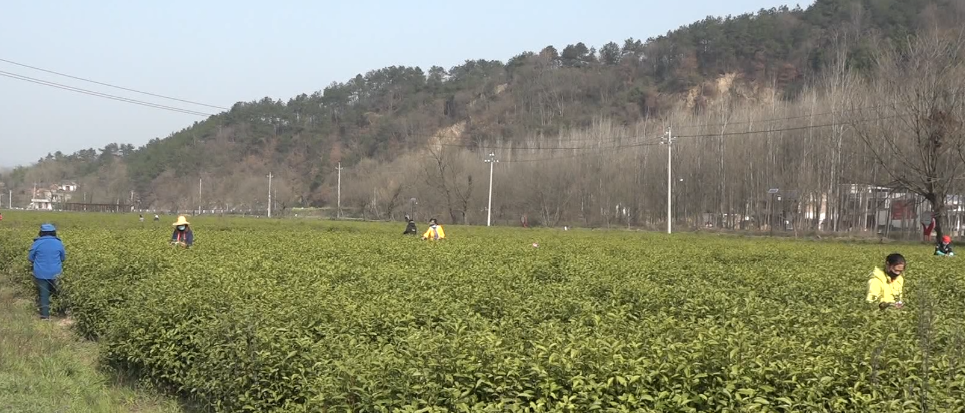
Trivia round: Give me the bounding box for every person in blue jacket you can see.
[171,215,194,248]
[28,223,66,320]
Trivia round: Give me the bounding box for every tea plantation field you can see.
[1,213,963,412]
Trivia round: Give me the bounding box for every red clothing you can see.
[923,218,935,241]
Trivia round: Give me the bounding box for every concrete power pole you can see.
[661,126,675,234]
[267,172,273,218]
[336,162,343,219]
[484,152,498,226]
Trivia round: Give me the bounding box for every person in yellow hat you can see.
[171,215,194,248]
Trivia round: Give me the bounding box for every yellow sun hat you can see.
[172,215,190,226]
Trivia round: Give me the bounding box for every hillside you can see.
[3,0,963,228]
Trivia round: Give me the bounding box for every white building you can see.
[28,198,53,210]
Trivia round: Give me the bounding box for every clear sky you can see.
[0,0,811,167]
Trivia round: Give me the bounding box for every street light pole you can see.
[484,152,498,226]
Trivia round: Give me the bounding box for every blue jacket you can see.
[28,235,66,279]
[171,228,194,246]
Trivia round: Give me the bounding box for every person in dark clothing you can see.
[936,235,955,257]
[171,215,194,248]
[403,215,418,235]
[28,223,66,320]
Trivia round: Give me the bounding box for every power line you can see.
[673,104,885,130]
[349,112,906,167]
[0,57,228,110]
[0,59,893,161]
[674,114,903,139]
[0,56,890,139]
[0,70,214,117]
[440,136,663,151]
[488,115,903,164]
[439,114,876,156]
[441,134,626,148]
[500,141,665,163]
[341,113,903,168]
[438,106,889,151]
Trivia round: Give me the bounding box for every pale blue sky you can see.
[0,0,810,167]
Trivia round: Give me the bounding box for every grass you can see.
[0,272,185,413]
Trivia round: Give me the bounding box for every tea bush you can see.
[1,213,964,412]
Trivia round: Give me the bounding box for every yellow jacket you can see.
[866,267,904,304]
[422,225,446,240]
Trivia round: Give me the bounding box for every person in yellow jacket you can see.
[422,218,446,241]
[866,253,905,310]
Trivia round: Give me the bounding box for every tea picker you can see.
[402,215,418,235]
[171,215,194,248]
[935,235,955,257]
[866,253,906,310]
[28,223,66,320]
[422,218,446,241]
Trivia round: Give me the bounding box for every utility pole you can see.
[198,177,202,215]
[661,126,675,234]
[336,162,343,219]
[267,172,273,218]
[484,152,498,226]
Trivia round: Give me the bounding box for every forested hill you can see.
[2,0,961,214]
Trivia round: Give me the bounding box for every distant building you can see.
[28,198,53,210]
[28,182,76,210]
[33,188,52,200]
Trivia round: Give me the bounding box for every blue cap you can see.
[40,223,56,232]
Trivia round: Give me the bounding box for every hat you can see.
[172,216,190,226]
[40,223,56,232]
[943,235,952,243]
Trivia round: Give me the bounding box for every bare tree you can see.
[853,31,965,241]
[422,145,478,224]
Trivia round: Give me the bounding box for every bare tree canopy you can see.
[853,30,965,240]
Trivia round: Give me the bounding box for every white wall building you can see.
[28,198,53,210]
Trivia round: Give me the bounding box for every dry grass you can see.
[0,272,185,413]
